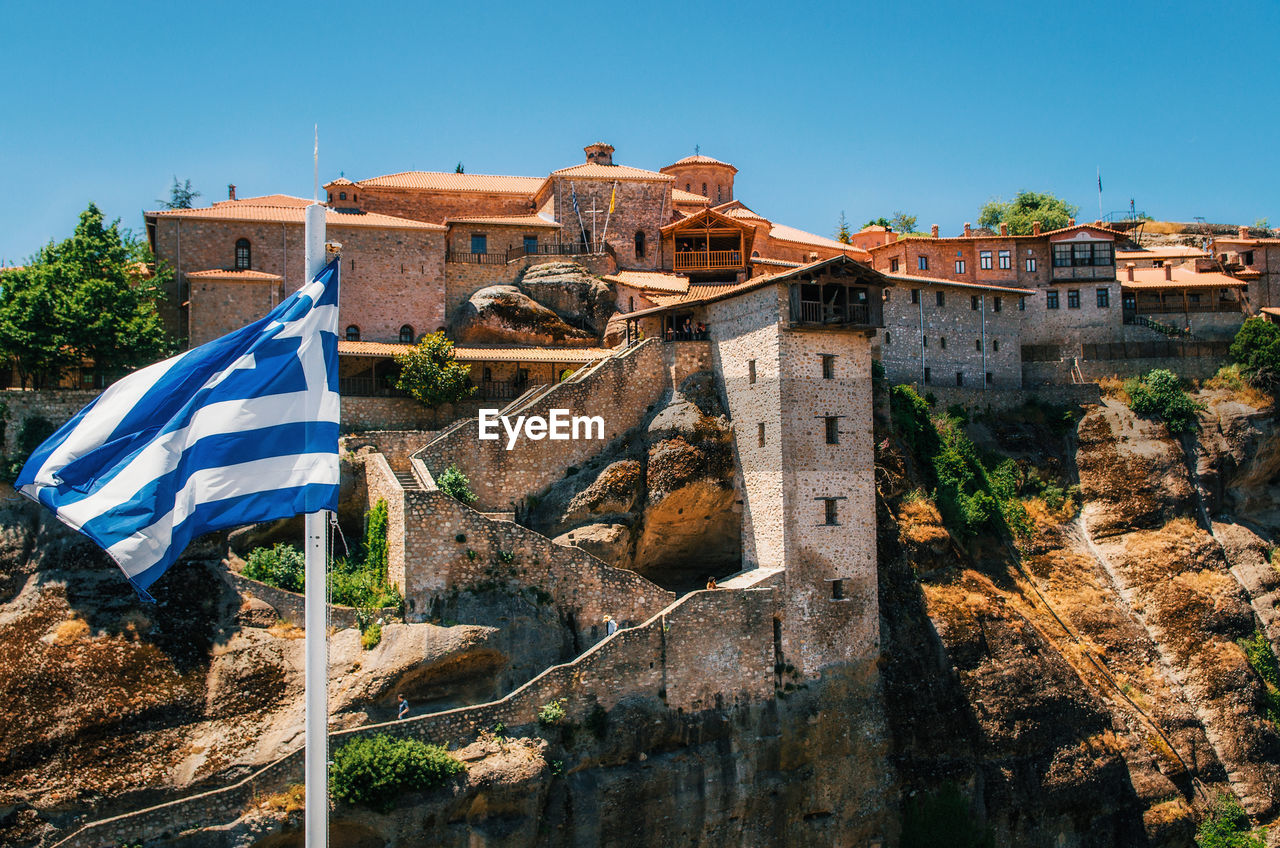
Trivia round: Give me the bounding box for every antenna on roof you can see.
[694,144,700,156]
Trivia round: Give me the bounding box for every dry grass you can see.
[51,617,90,644]
[1097,377,1130,403]
[267,620,305,640]
[1144,798,1193,827]
[1201,363,1272,409]
[1141,221,1191,235]
[256,783,305,813]
[898,495,950,548]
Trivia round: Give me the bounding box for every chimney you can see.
[963,222,972,237]
[584,142,615,166]
[999,223,1008,236]
[1126,262,1135,281]
[1032,221,1042,236]
[1164,264,1172,281]
[1240,225,1250,238]
[228,184,236,201]
[1068,217,1076,226]
[930,224,939,238]
[1093,220,1103,228]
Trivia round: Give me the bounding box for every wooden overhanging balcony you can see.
[674,245,743,272]
[789,281,883,329]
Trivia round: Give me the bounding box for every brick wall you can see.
[55,587,776,848]
[663,165,735,204]
[354,186,538,224]
[151,217,446,347]
[364,453,408,592]
[547,177,671,270]
[188,277,278,346]
[417,340,668,510]
[879,282,1024,389]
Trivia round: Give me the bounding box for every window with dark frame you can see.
[974,339,982,351]
[910,288,919,304]
[1243,250,1256,265]
[998,249,1011,269]
[993,296,1002,312]
[979,250,993,269]
[748,359,756,384]
[971,295,980,310]
[955,371,964,386]
[890,258,900,273]
[1067,289,1081,309]
[483,367,492,382]
[993,339,1000,352]
[1026,256,1037,272]
[825,416,839,444]
[822,355,835,379]
[634,230,646,258]
[1096,288,1110,308]
[918,255,929,271]
[1046,290,1059,309]
[955,259,966,274]
[1019,297,1026,311]
[885,330,891,345]
[399,325,414,343]
[823,498,839,525]
[234,238,251,270]
[470,233,487,254]
[758,422,766,447]
[939,336,946,349]
[936,291,945,307]
[345,325,360,342]
[986,371,993,384]
[924,366,931,384]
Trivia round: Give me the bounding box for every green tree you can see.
[835,211,853,244]
[436,464,477,505]
[978,190,1079,235]
[865,216,891,228]
[455,162,465,174]
[158,177,200,210]
[1124,369,1202,433]
[1196,793,1266,848]
[0,268,73,388]
[1254,217,1270,232]
[329,734,464,812]
[393,332,475,408]
[890,211,918,234]
[1230,317,1280,390]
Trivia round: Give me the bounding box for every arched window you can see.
[399,324,414,343]
[234,238,251,270]
[702,182,707,196]
[339,191,347,201]
[345,325,360,342]
[686,183,691,192]
[634,230,646,259]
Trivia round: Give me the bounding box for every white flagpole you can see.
[303,197,329,847]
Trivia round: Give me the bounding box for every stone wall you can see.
[879,282,1024,389]
[343,430,436,473]
[353,186,538,224]
[546,176,671,271]
[363,453,408,592]
[221,571,396,630]
[417,340,668,510]
[0,388,100,456]
[340,395,484,432]
[901,383,1103,413]
[53,587,777,848]
[188,276,278,347]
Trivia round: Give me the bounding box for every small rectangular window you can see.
[748,359,756,384]
[1026,257,1037,272]
[758,422,766,447]
[824,499,839,526]
[998,250,1011,269]
[992,339,1000,352]
[884,330,891,345]
[936,291,945,307]
[970,295,980,310]
[923,366,931,384]
[922,335,928,347]
[993,296,1002,312]
[1067,289,1081,309]
[979,250,993,270]
[825,416,839,444]
[1019,297,1026,311]
[955,260,966,274]
[821,355,835,379]
[1243,251,1256,266]
[523,235,538,254]
[470,233,488,254]
[1096,288,1110,308]
[986,371,993,384]
[974,339,982,351]
[939,336,946,349]
[918,255,929,271]
[890,258,900,272]
[955,371,964,386]
[831,579,845,600]
[1046,290,1059,309]
[910,288,920,304]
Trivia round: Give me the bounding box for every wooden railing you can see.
[793,301,871,326]
[477,380,522,400]
[673,250,742,271]
[446,250,507,265]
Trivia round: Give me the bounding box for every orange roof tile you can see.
[671,188,710,205]
[1116,246,1208,259]
[444,215,561,228]
[750,257,802,268]
[1121,267,1247,290]
[549,163,674,182]
[870,223,1128,249]
[603,271,691,294]
[661,155,738,173]
[212,194,313,208]
[336,341,611,362]
[349,172,544,194]
[767,223,870,254]
[147,204,446,231]
[186,269,282,281]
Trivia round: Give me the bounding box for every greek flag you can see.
[15,260,341,597]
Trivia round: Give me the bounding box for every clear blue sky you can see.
[3,0,1277,262]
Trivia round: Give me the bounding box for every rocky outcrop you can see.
[527,372,739,589]
[516,261,616,337]
[451,285,597,347]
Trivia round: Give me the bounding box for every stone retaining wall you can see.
[343,430,436,473]
[222,572,397,631]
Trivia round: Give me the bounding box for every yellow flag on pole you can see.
[608,183,616,214]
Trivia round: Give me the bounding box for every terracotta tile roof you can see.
[603,271,691,294]
[336,341,611,363]
[883,272,1035,295]
[1261,307,1280,319]
[147,204,446,231]
[1121,267,1247,290]
[212,194,313,208]
[444,215,561,228]
[870,223,1128,249]
[750,257,802,268]
[1116,246,1208,259]
[671,188,710,204]
[549,163,674,182]
[1214,237,1280,246]
[348,172,544,194]
[767,223,870,255]
[186,269,282,281]
[722,206,770,223]
[662,155,738,174]
[650,281,755,308]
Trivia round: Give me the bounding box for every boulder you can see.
[451,285,597,347]
[554,523,633,564]
[602,311,628,348]
[517,262,616,335]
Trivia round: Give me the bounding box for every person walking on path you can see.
[604,614,617,637]
[706,576,717,590]
[397,693,409,720]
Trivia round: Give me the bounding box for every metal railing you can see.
[673,250,742,271]
[338,377,408,397]
[505,242,594,262]
[1122,312,1191,337]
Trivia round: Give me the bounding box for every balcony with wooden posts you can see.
[661,207,754,274]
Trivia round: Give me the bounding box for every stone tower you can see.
[661,154,738,204]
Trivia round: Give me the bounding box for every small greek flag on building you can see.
[15,260,342,597]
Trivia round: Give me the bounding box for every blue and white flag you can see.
[16,260,342,597]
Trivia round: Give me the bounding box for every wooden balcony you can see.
[673,249,743,272]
